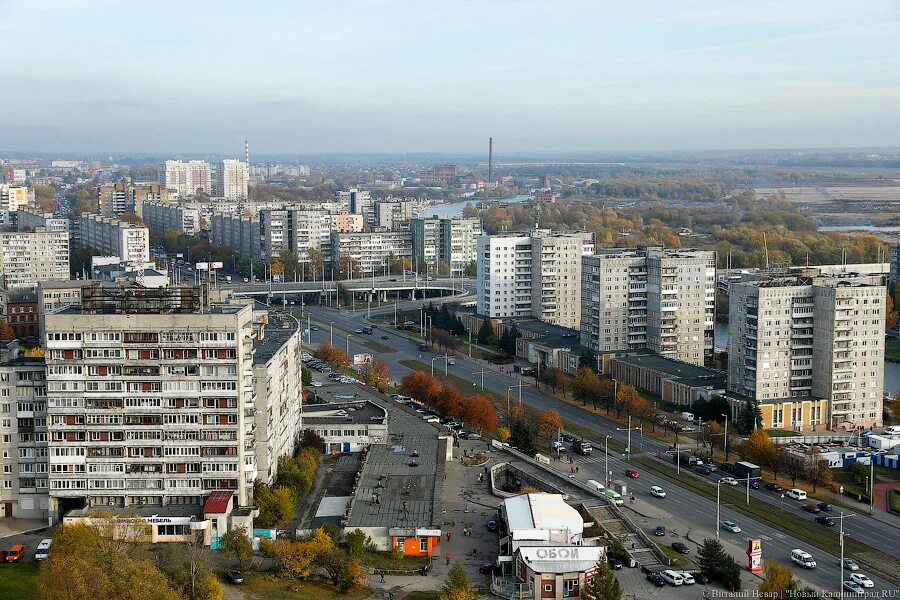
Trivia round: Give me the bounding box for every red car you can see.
[802,504,821,513]
[625,469,639,479]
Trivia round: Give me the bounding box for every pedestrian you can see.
[380,572,385,583]
[446,531,451,541]
[446,555,451,565]
[389,592,394,600]
[631,542,635,550]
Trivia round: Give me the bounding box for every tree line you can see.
[399,371,498,433]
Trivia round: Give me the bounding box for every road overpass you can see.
[222,276,476,303]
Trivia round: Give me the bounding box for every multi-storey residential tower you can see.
[159,160,212,198]
[78,214,150,263]
[0,230,70,289]
[580,247,716,366]
[411,217,481,277]
[728,274,885,429]
[141,201,201,237]
[476,229,593,329]
[216,160,249,201]
[330,230,412,277]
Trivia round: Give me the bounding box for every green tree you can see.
[345,528,370,557]
[510,414,537,455]
[697,538,742,591]
[477,317,494,344]
[581,560,622,600]
[220,527,253,568]
[735,397,761,434]
[301,364,312,387]
[254,483,296,528]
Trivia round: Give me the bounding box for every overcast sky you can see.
[2,0,899,155]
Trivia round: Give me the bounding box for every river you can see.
[423,194,531,218]
[714,322,900,395]
[820,225,900,234]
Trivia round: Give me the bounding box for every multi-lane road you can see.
[299,303,899,592]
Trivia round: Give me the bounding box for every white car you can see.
[720,476,738,486]
[649,486,666,498]
[849,573,874,588]
[310,381,323,387]
[843,581,865,596]
[677,572,695,585]
[721,520,741,533]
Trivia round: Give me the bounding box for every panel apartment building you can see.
[16,208,70,233]
[42,286,302,519]
[580,247,716,366]
[411,217,481,277]
[728,274,885,430]
[141,200,201,237]
[0,230,70,289]
[78,214,150,263]
[99,180,170,217]
[331,230,412,277]
[159,160,213,198]
[476,229,594,330]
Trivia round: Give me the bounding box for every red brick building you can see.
[6,289,38,339]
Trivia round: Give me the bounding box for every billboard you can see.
[195,262,209,271]
[210,261,223,269]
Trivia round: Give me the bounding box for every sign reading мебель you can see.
[747,538,763,573]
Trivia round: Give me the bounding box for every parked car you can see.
[654,525,666,536]
[672,542,690,554]
[479,562,496,575]
[608,558,623,570]
[5,545,25,562]
[625,469,639,478]
[842,558,860,572]
[842,580,865,596]
[34,539,52,561]
[689,571,710,585]
[802,504,821,513]
[645,572,666,587]
[649,486,666,498]
[486,520,498,532]
[815,516,835,527]
[816,502,833,512]
[721,520,741,533]
[719,477,738,486]
[849,573,874,588]
[678,571,695,585]
[226,571,245,584]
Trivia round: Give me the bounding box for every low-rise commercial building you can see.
[302,392,387,454]
[606,352,726,407]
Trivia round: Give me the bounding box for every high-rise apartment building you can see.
[331,212,364,233]
[211,213,261,263]
[141,200,201,237]
[216,160,249,201]
[331,230,412,277]
[259,208,332,265]
[0,346,49,520]
[728,274,885,429]
[159,160,213,198]
[99,180,170,217]
[17,208,70,233]
[1,184,33,212]
[580,247,716,365]
[411,217,481,277]
[78,214,150,263]
[0,230,70,289]
[476,229,593,329]
[373,200,415,228]
[44,286,258,513]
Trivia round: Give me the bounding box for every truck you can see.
[572,439,593,455]
[733,461,761,481]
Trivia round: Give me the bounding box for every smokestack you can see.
[488,137,493,184]
[244,139,250,166]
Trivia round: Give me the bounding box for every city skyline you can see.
[2,0,899,154]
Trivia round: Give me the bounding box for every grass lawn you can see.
[0,562,40,600]
[765,429,802,437]
[886,338,900,363]
[654,542,690,567]
[633,457,900,586]
[242,573,371,600]
[359,551,429,572]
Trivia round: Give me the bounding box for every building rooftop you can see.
[613,352,726,389]
[252,312,300,365]
[344,389,445,530]
[512,319,583,351]
[65,503,203,520]
[203,491,233,514]
[303,399,387,426]
[503,493,583,538]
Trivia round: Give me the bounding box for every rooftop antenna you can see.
[763,232,769,270]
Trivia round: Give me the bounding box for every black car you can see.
[689,571,710,585]
[608,558,623,570]
[816,502,832,512]
[750,480,761,489]
[226,571,244,584]
[672,542,690,554]
[646,572,666,587]
[815,516,836,527]
[381,335,390,340]
[561,434,575,443]
[653,525,666,536]
[486,520,498,532]
[765,482,783,492]
[479,562,496,575]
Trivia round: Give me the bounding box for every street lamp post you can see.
[346,334,351,358]
[471,368,485,390]
[604,435,611,486]
[330,322,335,346]
[836,512,856,592]
[431,357,438,377]
[721,413,729,461]
[616,417,641,462]
[444,353,449,376]
[716,480,723,541]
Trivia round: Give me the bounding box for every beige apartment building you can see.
[0,230,70,289]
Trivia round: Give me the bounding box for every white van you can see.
[785,488,807,501]
[660,570,684,586]
[587,479,605,492]
[885,425,900,435]
[34,538,52,561]
[790,549,816,569]
[681,412,694,422]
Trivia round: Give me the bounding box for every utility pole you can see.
[836,512,856,592]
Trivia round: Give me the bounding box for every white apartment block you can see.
[373,200,415,228]
[728,274,885,429]
[217,160,249,201]
[44,287,259,514]
[0,230,70,289]
[78,214,150,263]
[17,208,70,233]
[0,350,49,520]
[251,312,303,485]
[330,230,412,277]
[580,248,716,365]
[1,184,33,212]
[159,160,212,198]
[260,208,332,265]
[141,200,201,237]
[477,229,593,329]
[411,217,481,276]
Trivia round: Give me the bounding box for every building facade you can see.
[216,160,249,201]
[259,208,332,265]
[728,274,885,430]
[159,160,212,198]
[0,185,33,212]
[411,217,481,277]
[580,247,716,366]
[79,214,150,263]
[141,201,201,237]
[17,208,69,233]
[100,181,170,217]
[330,230,412,277]
[211,212,261,263]
[373,200,415,228]
[0,230,70,289]
[44,286,258,518]
[477,230,593,329]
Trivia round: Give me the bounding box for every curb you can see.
[0,525,50,540]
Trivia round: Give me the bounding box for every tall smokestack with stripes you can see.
[488,137,493,184]
[244,139,250,166]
